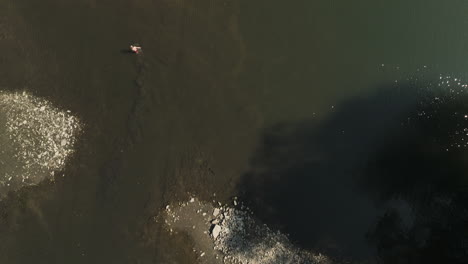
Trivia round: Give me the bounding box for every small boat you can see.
[130,44,142,54]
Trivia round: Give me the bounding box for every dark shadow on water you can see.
[237,80,468,263]
[120,49,134,54]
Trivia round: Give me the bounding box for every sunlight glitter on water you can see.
[393,70,468,151]
[0,91,81,197]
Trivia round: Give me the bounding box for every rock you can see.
[60,139,67,146]
[211,224,222,239]
[213,208,220,217]
[190,198,195,203]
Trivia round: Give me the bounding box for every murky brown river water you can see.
[1,0,468,263]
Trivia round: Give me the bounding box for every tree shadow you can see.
[237,79,468,263]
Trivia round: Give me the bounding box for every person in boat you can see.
[130,44,142,54]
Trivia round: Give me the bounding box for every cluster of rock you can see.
[209,199,332,264]
[163,196,333,264]
[0,91,81,197]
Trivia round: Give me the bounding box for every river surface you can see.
[1,0,468,263]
